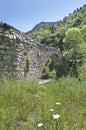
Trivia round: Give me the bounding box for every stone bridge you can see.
[26,43,63,79]
[0,23,63,79]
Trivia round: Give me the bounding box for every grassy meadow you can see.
[0,77,86,130]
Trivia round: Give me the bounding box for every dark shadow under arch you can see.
[40,54,63,79]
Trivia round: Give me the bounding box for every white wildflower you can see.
[52,114,61,120]
[37,123,43,127]
[50,108,54,112]
[56,102,61,105]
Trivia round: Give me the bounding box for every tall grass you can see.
[0,77,86,130]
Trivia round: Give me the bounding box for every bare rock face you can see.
[0,22,63,79]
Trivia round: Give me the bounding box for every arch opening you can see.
[40,54,60,79]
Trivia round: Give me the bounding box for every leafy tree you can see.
[63,27,83,78]
[81,25,86,42]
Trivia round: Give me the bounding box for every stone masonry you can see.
[0,23,63,79]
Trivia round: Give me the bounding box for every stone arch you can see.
[0,23,63,79]
[38,53,63,79]
[25,47,63,79]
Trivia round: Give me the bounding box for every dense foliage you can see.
[26,5,86,79]
[26,5,86,49]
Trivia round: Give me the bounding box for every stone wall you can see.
[0,35,18,76]
[0,23,63,79]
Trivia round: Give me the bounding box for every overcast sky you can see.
[0,0,85,32]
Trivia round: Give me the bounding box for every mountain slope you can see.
[25,21,57,43]
[26,4,86,51]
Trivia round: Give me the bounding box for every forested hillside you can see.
[26,5,86,80]
[26,4,86,50]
